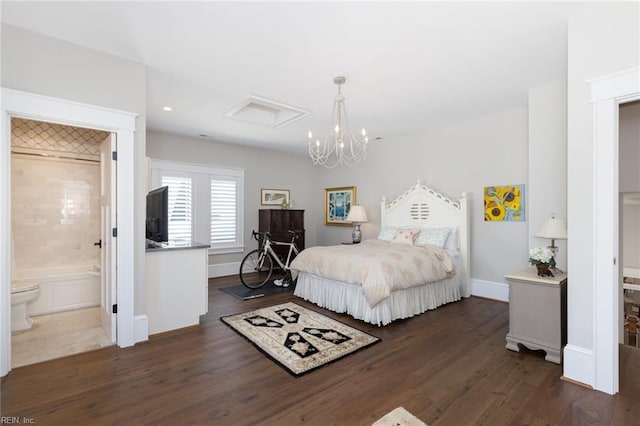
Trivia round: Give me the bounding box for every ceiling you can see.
[1,1,589,155]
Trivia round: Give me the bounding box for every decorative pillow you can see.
[377,227,397,241]
[391,228,419,246]
[445,227,458,251]
[415,227,451,248]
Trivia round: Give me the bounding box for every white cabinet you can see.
[505,267,567,364]
[146,245,209,335]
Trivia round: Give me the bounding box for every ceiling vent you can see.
[224,95,309,128]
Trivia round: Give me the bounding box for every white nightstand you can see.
[505,267,567,364]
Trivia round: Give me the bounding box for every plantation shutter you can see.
[161,175,192,241]
[211,178,237,244]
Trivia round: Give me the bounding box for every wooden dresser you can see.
[258,209,305,257]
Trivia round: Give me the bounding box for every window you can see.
[210,178,237,244]
[149,160,245,254]
[162,175,192,242]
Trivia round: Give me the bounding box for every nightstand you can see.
[505,267,567,364]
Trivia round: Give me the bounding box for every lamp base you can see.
[352,224,362,244]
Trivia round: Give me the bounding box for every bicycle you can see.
[239,229,303,289]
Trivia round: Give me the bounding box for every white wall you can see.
[145,130,320,272]
[314,107,529,287]
[566,2,639,387]
[1,24,148,315]
[528,80,568,271]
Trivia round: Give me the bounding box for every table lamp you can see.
[535,214,567,254]
[346,205,368,244]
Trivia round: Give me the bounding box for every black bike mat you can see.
[219,279,296,301]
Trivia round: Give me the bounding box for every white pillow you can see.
[415,227,451,248]
[391,228,419,246]
[377,227,397,241]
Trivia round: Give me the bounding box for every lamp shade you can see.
[346,205,368,223]
[535,216,567,240]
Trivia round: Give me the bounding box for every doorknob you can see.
[94,240,102,249]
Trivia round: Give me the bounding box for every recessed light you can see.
[162,106,172,112]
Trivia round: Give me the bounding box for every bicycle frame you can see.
[261,237,299,272]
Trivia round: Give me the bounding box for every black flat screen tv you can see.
[146,186,169,242]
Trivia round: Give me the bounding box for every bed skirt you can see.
[293,272,464,326]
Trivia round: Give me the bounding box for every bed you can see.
[292,180,470,326]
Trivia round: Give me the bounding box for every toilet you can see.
[11,282,40,331]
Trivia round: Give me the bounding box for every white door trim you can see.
[0,88,138,377]
[590,67,640,395]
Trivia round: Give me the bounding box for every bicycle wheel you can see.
[239,249,274,289]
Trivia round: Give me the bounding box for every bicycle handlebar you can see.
[251,230,270,241]
[288,230,304,237]
[251,229,302,241]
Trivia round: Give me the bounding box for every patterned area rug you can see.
[221,302,380,376]
[372,407,427,426]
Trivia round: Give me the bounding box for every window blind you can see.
[211,179,237,244]
[161,175,192,241]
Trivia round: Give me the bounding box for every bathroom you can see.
[620,101,640,348]
[10,118,113,367]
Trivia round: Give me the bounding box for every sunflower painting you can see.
[484,184,525,221]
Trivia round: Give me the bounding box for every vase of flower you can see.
[535,263,553,277]
[529,247,556,277]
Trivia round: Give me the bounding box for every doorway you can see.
[619,101,640,351]
[590,68,640,395]
[1,88,139,377]
[9,118,116,367]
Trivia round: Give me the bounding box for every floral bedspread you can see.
[290,239,455,307]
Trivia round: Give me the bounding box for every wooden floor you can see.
[3,275,640,425]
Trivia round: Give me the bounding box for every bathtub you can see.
[14,265,101,316]
[625,267,640,292]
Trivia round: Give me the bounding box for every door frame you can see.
[0,88,137,376]
[590,67,640,394]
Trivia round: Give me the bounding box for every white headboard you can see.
[380,180,470,281]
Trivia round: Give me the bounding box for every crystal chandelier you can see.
[308,76,368,168]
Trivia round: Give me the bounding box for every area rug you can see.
[221,302,380,376]
[372,407,427,426]
[219,279,295,301]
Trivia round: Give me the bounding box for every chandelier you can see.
[308,76,368,168]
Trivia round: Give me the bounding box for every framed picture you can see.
[261,188,290,206]
[324,186,356,226]
[484,184,525,221]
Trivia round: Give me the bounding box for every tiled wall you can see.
[11,118,107,159]
[11,119,103,273]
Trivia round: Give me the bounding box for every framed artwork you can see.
[484,184,525,221]
[261,188,290,206]
[324,186,356,226]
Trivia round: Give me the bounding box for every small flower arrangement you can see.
[529,247,556,276]
[528,247,556,267]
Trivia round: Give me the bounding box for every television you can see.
[146,186,169,243]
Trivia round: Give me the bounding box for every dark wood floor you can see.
[3,276,640,425]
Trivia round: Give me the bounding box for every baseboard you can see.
[562,344,594,389]
[134,314,149,343]
[471,279,509,302]
[209,261,241,278]
[560,375,593,389]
